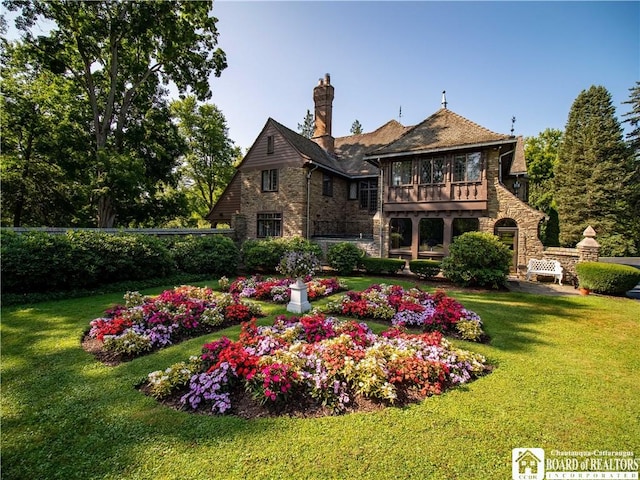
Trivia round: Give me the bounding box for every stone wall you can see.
[541,227,601,285]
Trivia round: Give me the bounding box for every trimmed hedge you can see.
[326,242,365,275]
[241,237,322,273]
[1,231,238,295]
[441,232,512,289]
[361,257,406,275]
[409,259,442,279]
[576,262,640,296]
[170,235,239,276]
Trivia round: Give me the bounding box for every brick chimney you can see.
[312,73,335,153]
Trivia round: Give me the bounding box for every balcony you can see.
[384,181,487,212]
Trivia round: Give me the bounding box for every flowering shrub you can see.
[144,314,490,416]
[87,286,264,358]
[277,251,321,279]
[223,275,346,303]
[324,284,485,341]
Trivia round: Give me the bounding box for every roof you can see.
[367,108,514,158]
[334,120,411,176]
[269,118,409,178]
[510,135,527,175]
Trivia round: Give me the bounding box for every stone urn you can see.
[287,278,311,313]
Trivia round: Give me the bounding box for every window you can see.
[348,182,358,200]
[390,218,412,249]
[267,135,274,154]
[452,218,479,240]
[257,212,282,237]
[453,152,482,182]
[419,218,444,252]
[391,161,413,186]
[359,179,378,212]
[322,173,333,196]
[419,157,446,184]
[261,169,278,192]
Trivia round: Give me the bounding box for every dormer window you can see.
[267,135,274,154]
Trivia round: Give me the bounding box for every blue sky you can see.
[208,1,639,151]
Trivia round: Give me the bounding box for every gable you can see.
[238,119,307,172]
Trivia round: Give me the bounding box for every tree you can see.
[5,0,227,227]
[525,128,562,246]
[555,85,635,255]
[170,96,240,223]
[298,109,315,138]
[622,81,640,155]
[0,40,92,226]
[350,120,363,135]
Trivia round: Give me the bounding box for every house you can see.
[515,449,542,476]
[207,74,544,272]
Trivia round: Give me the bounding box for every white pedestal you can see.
[287,278,311,313]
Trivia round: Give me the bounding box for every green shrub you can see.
[241,237,321,272]
[409,259,442,279]
[171,235,239,276]
[441,232,512,289]
[576,262,640,296]
[326,242,365,275]
[361,257,405,275]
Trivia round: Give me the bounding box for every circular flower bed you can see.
[83,285,263,363]
[323,284,486,341]
[140,314,491,418]
[222,275,346,303]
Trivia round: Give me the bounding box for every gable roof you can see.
[367,108,514,158]
[334,120,411,176]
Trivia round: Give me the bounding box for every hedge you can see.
[1,231,239,295]
[361,257,406,275]
[576,262,640,296]
[409,259,442,279]
[170,235,239,276]
[326,242,365,275]
[241,237,322,272]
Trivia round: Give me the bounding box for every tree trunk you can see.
[97,194,116,228]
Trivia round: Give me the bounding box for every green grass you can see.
[2,277,639,479]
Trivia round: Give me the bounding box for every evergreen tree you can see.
[555,85,635,255]
[298,109,315,138]
[350,120,363,135]
[622,81,640,155]
[525,128,563,246]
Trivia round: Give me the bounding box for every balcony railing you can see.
[312,220,373,239]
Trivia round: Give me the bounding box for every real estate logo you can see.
[513,448,545,480]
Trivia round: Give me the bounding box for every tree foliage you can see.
[350,120,363,135]
[170,96,240,224]
[298,109,315,138]
[622,81,640,155]
[4,0,227,227]
[525,128,562,246]
[555,85,635,255]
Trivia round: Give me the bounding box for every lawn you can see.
[2,277,639,480]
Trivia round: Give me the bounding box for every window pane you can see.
[467,152,481,181]
[452,218,479,239]
[390,218,412,248]
[453,155,466,182]
[419,218,444,252]
[391,161,412,185]
[433,158,445,183]
[420,159,432,184]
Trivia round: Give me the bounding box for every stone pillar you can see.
[231,214,247,244]
[442,216,453,255]
[576,226,600,263]
[287,279,311,313]
[411,216,420,259]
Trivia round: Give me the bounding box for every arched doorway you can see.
[494,218,518,272]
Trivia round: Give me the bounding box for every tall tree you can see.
[298,109,315,138]
[555,85,635,255]
[525,128,563,246]
[170,96,240,222]
[622,81,640,155]
[5,0,227,227]
[0,39,91,226]
[350,120,363,135]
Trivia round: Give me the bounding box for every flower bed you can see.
[142,314,490,418]
[323,284,485,341]
[222,275,346,303]
[85,286,263,360]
